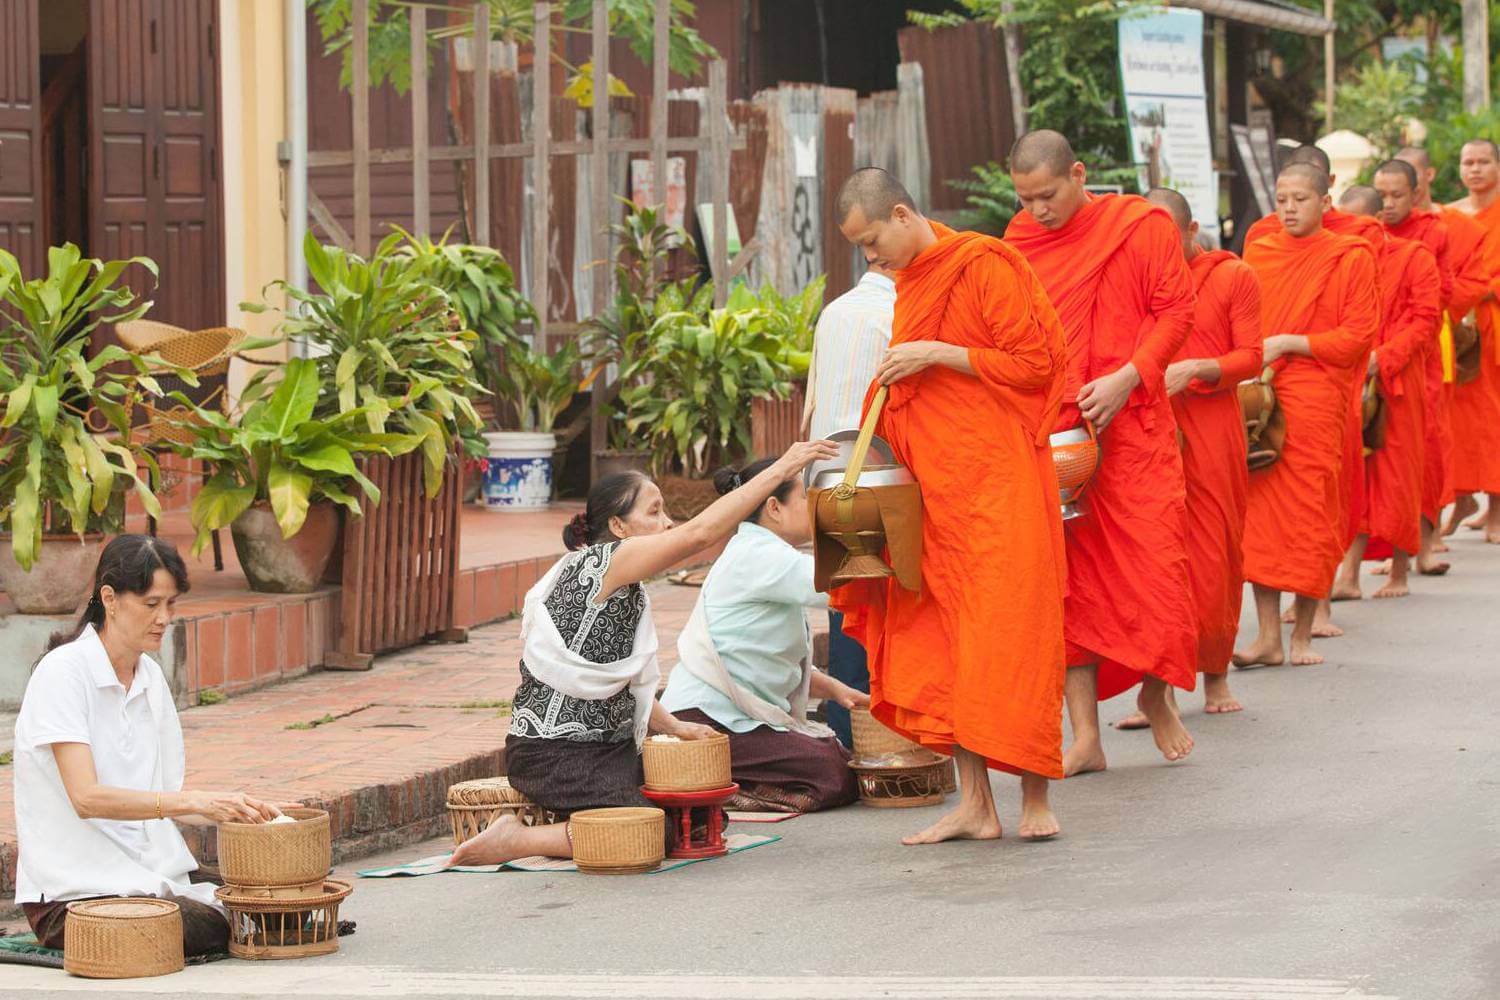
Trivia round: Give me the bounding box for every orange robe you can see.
[1243,228,1380,597]
[1444,199,1500,495]
[1174,249,1262,672]
[1361,236,1441,556]
[830,222,1069,778]
[1007,195,1196,700]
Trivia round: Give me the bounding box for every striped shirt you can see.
[805,271,896,440]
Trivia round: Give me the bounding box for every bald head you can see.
[1375,159,1418,191]
[1338,185,1382,217]
[1275,163,1331,238]
[1278,163,1329,196]
[1396,146,1431,170]
[835,168,917,225]
[1282,143,1332,175]
[1463,138,1500,160]
[1145,187,1197,259]
[1009,130,1077,177]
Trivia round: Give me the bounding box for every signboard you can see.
[1118,9,1219,240]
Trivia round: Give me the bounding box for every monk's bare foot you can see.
[1445,495,1479,534]
[1418,557,1451,574]
[1309,602,1342,638]
[1113,709,1149,730]
[1369,559,1392,576]
[1372,580,1409,598]
[1288,636,1324,665]
[901,806,1003,846]
[1202,674,1242,714]
[1329,581,1361,601]
[1138,681,1193,762]
[1233,636,1285,668]
[1463,509,1487,530]
[1062,735,1108,777]
[1280,606,1296,624]
[1487,531,1500,545]
[1431,539,1450,554]
[449,814,526,867]
[1018,801,1060,841]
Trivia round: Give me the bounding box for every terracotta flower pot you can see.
[230,502,339,594]
[0,534,107,614]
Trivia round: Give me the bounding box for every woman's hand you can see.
[667,720,719,741]
[188,791,282,824]
[771,439,840,481]
[831,683,871,711]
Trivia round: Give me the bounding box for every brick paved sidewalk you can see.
[0,579,705,899]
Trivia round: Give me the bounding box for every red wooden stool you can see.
[640,783,739,859]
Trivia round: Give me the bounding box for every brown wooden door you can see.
[0,0,43,276]
[90,0,223,331]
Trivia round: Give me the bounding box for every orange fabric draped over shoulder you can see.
[829,222,1069,778]
[1174,249,1262,672]
[1362,237,1441,556]
[1007,194,1196,700]
[1330,215,1386,551]
[1446,200,1500,495]
[1243,228,1380,597]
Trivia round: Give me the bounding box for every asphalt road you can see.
[5,532,1498,1000]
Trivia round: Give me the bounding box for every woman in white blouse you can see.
[14,535,285,956]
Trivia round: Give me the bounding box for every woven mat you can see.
[726,810,801,823]
[0,934,63,970]
[357,832,779,877]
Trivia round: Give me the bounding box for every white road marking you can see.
[0,968,1398,999]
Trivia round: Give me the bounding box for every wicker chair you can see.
[115,320,251,571]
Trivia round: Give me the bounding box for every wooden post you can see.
[351,0,371,255]
[410,6,430,237]
[1322,0,1335,134]
[1000,2,1027,138]
[1463,0,1491,112]
[474,2,492,245]
[532,2,551,338]
[590,0,610,315]
[651,0,669,216]
[708,60,729,307]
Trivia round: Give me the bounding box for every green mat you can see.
[0,933,63,969]
[358,832,779,877]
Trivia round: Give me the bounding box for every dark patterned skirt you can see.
[504,734,654,815]
[672,708,860,813]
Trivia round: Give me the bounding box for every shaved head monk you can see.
[1113,188,1262,730]
[1004,130,1197,775]
[831,167,1069,844]
[1329,183,1441,600]
[1244,145,1335,247]
[1235,164,1380,667]
[1443,139,1500,543]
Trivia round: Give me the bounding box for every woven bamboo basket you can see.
[569,807,665,874]
[217,808,331,890]
[850,709,957,794]
[642,733,732,792]
[849,752,950,808]
[63,898,184,979]
[446,777,554,846]
[218,878,328,901]
[216,880,352,960]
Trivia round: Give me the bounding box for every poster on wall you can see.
[629,157,688,239]
[1117,9,1219,241]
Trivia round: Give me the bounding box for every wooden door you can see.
[0,0,43,276]
[90,0,222,332]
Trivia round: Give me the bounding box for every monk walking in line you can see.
[1116,189,1261,729]
[1442,139,1500,542]
[1005,131,1197,775]
[1329,184,1441,601]
[832,167,1069,844]
[1234,165,1380,668]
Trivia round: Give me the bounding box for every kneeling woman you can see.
[659,458,865,813]
[15,536,285,957]
[449,441,836,866]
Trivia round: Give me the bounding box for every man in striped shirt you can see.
[802,264,896,748]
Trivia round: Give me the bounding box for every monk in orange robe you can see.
[1443,139,1500,542]
[1328,183,1441,600]
[832,167,1068,844]
[1234,164,1380,668]
[1005,131,1196,776]
[1114,189,1261,730]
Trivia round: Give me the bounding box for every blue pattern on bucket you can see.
[484,456,554,510]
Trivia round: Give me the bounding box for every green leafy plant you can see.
[494,338,584,434]
[1319,58,1425,161]
[0,245,181,570]
[244,232,483,497]
[197,689,226,705]
[174,357,422,554]
[725,276,825,377]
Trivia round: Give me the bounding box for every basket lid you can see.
[67,898,180,920]
[447,776,529,806]
[219,806,327,829]
[569,806,664,825]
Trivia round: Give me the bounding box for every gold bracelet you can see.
[156,792,163,821]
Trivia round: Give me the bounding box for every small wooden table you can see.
[640,783,739,859]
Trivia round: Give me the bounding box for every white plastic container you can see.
[482,432,557,511]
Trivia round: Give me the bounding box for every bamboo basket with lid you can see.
[446,777,554,845]
[569,807,665,874]
[217,807,330,893]
[216,880,352,960]
[63,898,184,979]
[850,708,956,794]
[849,750,950,808]
[642,733,732,792]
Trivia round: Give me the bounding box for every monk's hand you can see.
[1077,363,1141,430]
[876,342,941,384]
[1367,351,1379,377]
[1163,360,1201,397]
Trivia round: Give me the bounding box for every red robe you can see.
[1007,194,1196,700]
[1443,200,1500,496]
[831,222,1069,778]
[1243,228,1380,597]
[1174,249,1262,672]
[1360,236,1441,556]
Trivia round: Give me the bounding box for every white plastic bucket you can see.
[482,432,557,511]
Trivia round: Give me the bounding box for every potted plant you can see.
[480,338,583,511]
[172,357,421,593]
[0,245,173,613]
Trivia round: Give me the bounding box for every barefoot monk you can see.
[1005,131,1197,775]
[831,167,1070,844]
[1235,165,1380,669]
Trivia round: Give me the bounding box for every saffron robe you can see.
[830,222,1069,778]
[1444,199,1500,496]
[1360,236,1441,556]
[1007,195,1196,700]
[1173,249,1262,673]
[1243,228,1380,597]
